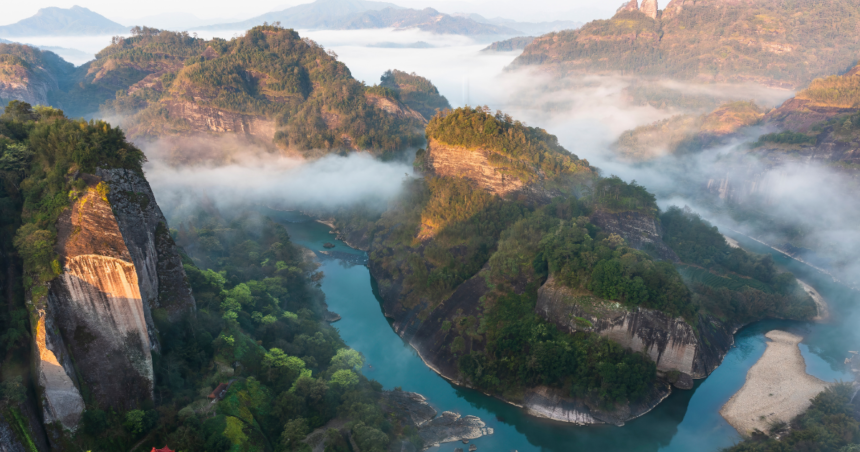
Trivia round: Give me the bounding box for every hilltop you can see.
[511,0,860,90]
[0,6,128,37]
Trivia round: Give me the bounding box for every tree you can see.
[281,418,310,451]
[329,348,363,372]
[328,370,358,389]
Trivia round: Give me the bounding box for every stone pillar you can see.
[640,0,658,19]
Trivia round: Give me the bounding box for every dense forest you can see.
[0,101,419,451]
[724,383,859,452]
[512,0,860,89]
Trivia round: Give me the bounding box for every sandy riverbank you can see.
[720,330,828,436]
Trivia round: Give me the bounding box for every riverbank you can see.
[720,330,829,436]
[797,280,829,321]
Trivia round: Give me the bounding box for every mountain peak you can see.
[0,6,127,37]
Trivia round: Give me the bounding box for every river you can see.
[265,208,856,452]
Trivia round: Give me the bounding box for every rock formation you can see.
[424,139,525,197]
[640,0,659,19]
[535,276,734,379]
[32,170,195,431]
[617,0,640,14]
[381,391,492,449]
[589,210,679,262]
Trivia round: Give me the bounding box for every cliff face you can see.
[32,170,194,431]
[589,210,680,262]
[425,139,525,196]
[535,276,733,379]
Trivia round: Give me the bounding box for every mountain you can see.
[0,6,128,37]
[0,26,426,158]
[0,43,74,106]
[325,106,815,425]
[510,0,860,90]
[201,0,517,35]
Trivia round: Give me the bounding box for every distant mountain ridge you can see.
[0,6,128,37]
[457,13,582,35]
[200,0,517,35]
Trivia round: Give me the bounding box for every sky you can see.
[0,0,618,27]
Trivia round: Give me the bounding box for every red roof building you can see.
[208,383,229,400]
[151,447,174,452]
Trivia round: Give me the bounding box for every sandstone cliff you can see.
[31,170,194,431]
[535,275,733,380]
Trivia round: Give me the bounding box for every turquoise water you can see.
[268,208,857,452]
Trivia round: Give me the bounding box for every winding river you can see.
[266,208,856,452]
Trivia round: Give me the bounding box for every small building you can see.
[151,447,174,452]
[208,383,229,400]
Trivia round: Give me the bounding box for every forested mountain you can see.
[511,0,860,89]
[0,26,427,158]
[0,43,74,109]
[328,106,815,426]
[481,36,535,52]
[0,100,477,451]
[202,0,517,35]
[0,6,128,37]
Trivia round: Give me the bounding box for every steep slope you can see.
[378,69,451,120]
[0,6,128,38]
[481,36,535,52]
[329,107,814,426]
[511,0,860,89]
[0,44,74,107]
[0,103,194,438]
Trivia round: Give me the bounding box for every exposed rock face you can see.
[523,383,671,426]
[33,170,195,429]
[425,139,525,196]
[536,275,735,379]
[589,210,679,262]
[96,168,196,319]
[143,100,277,141]
[617,0,640,14]
[0,74,53,107]
[364,93,426,123]
[640,0,658,19]
[381,391,493,449]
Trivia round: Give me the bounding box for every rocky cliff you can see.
[424,139,525,197]
[0,44,72,108]
[589,209,679,262]
[535,275,733,380]
[32,170,194,431]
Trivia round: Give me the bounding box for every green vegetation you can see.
[1,101,144,295]
[426,106,589,183]
[753,131,817,147]
[0,100,416,451]
[513,1,860,88]
[796,68,860,108]
[661,207,815,323]
[96,26,425,156]
[379,69,451,119]
[587,176,657,216]
[724,383,859,452]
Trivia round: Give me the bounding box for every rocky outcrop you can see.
[425,139,525,197]
[617,0,640,14]
[640,0,659,19]
[536,275,735,380]
[364,93,426,123]
[32,170,195,430]
[589,209,679,262]
[381,391,493,449]
[146,100,276,140]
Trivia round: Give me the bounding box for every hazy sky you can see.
[1,0,618,26]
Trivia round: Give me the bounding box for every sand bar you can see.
[720,330,828,436]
